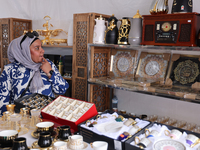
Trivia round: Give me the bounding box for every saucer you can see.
[31,130,57,139]
[67,141,88,150]
[31,141,53,150]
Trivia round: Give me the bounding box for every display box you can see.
[14,93,55,113]
[125,122,200,150]
[78,110,151,150]
[166,54,200,88]
[41,95,98,131]
[109,49,138,78]
[135,52,170,82]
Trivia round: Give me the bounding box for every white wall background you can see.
[0,0,200,125]
[0,0,199,32]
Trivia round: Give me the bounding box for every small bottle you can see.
[58,56,63,75]
[112,95,118,112]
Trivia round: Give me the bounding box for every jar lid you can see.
[97,15,104,20]
[133,10,142,18]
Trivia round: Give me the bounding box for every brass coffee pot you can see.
[118,18,131,45]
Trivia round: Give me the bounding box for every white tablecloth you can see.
[19,130,93,150]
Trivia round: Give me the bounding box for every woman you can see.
[0,31,69,115]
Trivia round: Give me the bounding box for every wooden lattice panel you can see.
[76,21,88,67]
[0,18,32,72]
[93,52,109,77]
[74,78,87,100]
[92,85,109,112]
[72,13,111,101]
[12,20,31,39]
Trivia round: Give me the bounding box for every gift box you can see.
[78,110,151,150]
[14,93,55,113]
[41,95,98,131]
[125,122,200,150]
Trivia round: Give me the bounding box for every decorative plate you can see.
[154,139,186,150]
[112,51,135,77]
[174,60,199,85]
[138,54,168,79]
[31,141,53,150]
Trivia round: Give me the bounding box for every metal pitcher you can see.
[118,17,131,45]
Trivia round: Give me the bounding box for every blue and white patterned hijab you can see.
[7,33,44,93]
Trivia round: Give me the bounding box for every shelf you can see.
[88,79,200,105]
[87,44,200,109]
[42,45,73,48]
[63,77,72,80]
[88,43,200,54]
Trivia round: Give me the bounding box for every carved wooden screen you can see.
[72,13,111,101]
[89,46,111,112]
[0,18,32,72]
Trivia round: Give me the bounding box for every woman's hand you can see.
[40,58,52,74]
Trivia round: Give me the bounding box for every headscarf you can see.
[7,32,44,93]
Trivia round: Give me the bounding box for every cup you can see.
[10,113,22,132]
[57,125,71,141]
[6,104,15,114]
[145,129,159,138]
[164,129,182,139]
[30,109,41,130]
[124,118,137,127]
[90,141,108,150]
[38,131,52,148]
[135,136,151,149]
[36,121,54,133]
[20,107,30,124]
[128,125,140,135]
[53,141,67,150]
[12,137,28,150]
[0,130,18,148]
[68,135,84,149]
[186,134,200,148]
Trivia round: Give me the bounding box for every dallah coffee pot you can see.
[128,10,142,45]
[93,15,106,44]
[105,14,118,44]
[171,0,192,13]
[118,17,131,45]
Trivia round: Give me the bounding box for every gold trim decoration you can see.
[174,60,199,85]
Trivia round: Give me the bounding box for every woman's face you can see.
[30,39,44,63]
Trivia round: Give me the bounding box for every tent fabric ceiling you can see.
[0,0,199,35]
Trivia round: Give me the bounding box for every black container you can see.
[38,131,52,148]
[171,0,193,13]
[105,14,118,44]
[12,137,28,150]
[78,109,151,150]
[57,125,72,141]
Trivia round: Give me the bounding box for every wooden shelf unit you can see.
[87,44,200,112]
[72,13,111,101]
